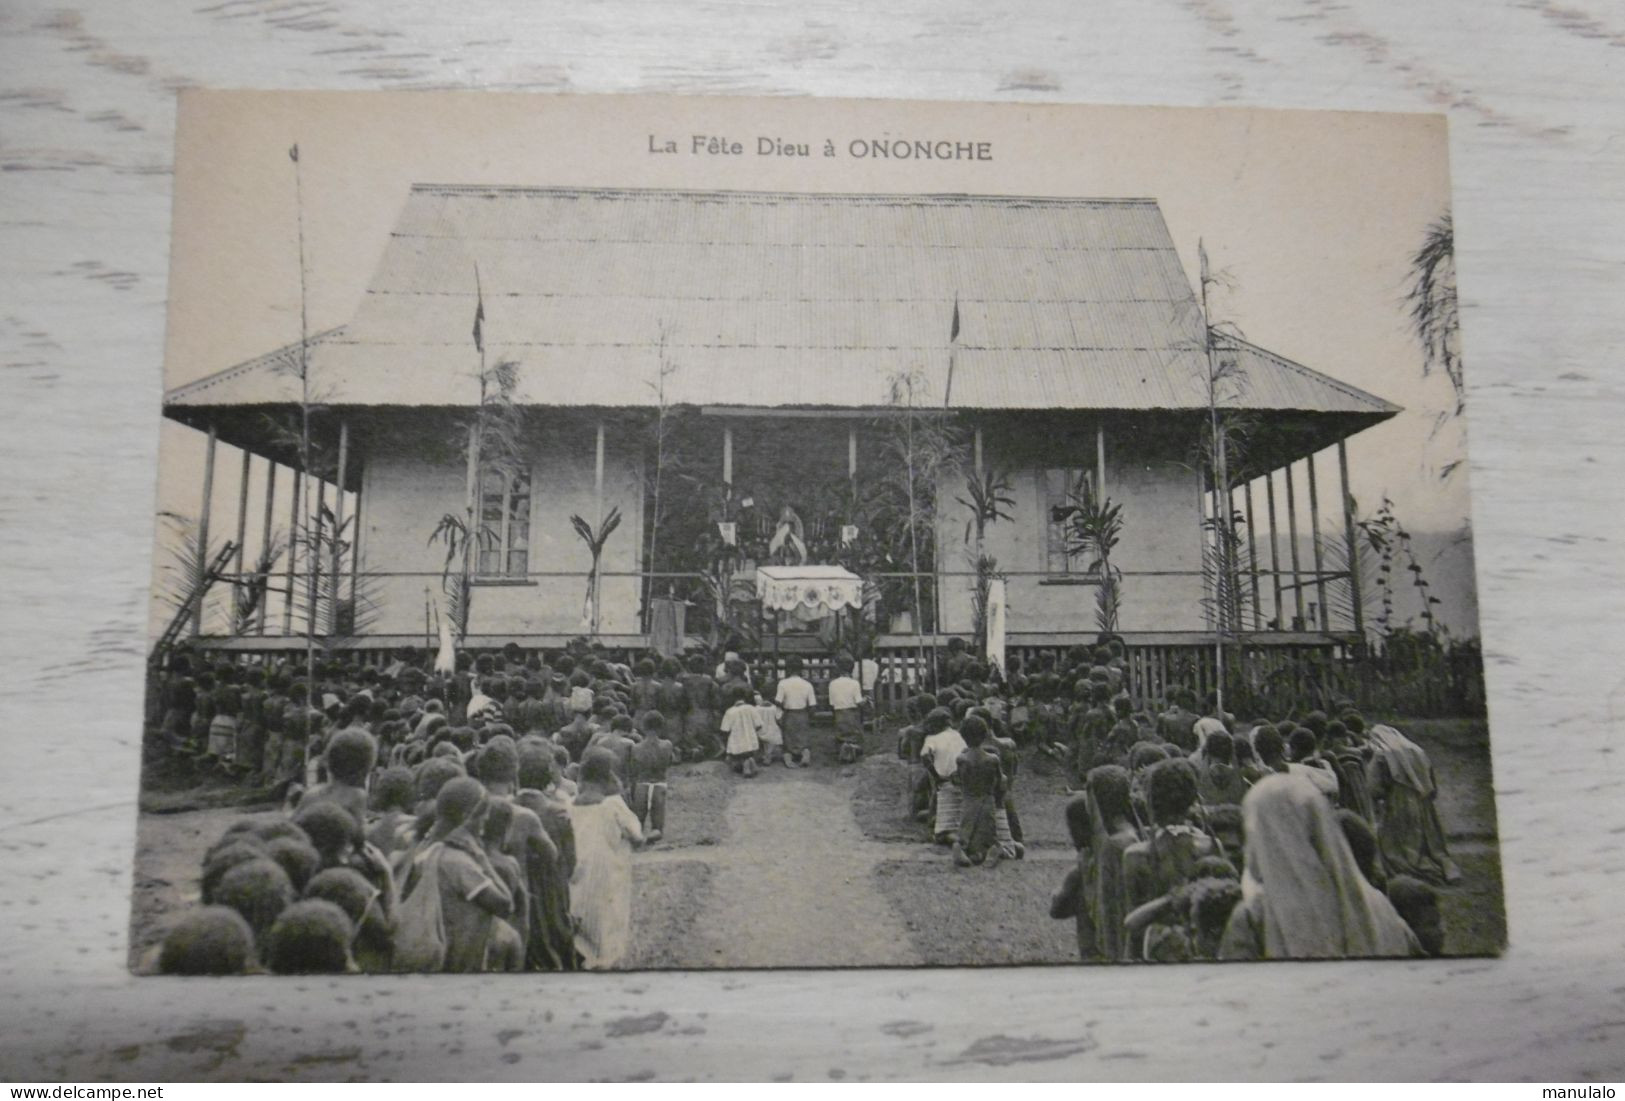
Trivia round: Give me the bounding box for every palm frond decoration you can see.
[1056,474,1125,634]
[232,534,286,633]
[571,506,623,638]
[154,511,231,636]
[1199,507,1255,637]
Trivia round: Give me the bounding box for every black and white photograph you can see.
[128,91,1498,976]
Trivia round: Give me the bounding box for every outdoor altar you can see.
[754,564,865,648]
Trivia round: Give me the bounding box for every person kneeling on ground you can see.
[951,716,1004,867]
[720,686,762,778]
[828,667,865,764]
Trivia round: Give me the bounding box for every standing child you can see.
[828,667,865,763]
[567,748,645,970]
[719,686,762,777]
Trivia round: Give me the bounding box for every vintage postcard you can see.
[134,91,1499,973]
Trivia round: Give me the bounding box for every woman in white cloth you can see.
[568,747,644,969]
[1220,773,1420,960]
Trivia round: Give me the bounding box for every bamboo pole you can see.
[1338,440,1365,642]
[1266,470,1283,629]
[1244,479,1261,630]
[192,424,218,636]
[1284,460,1305,628]
[1307,451,1329,632]
[258,461,276,634]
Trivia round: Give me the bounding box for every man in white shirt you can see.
[919,710,968,843]
[774,657,817,768]
[828,670,865,763]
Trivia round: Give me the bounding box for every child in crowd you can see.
[754,684,784,767]
[720,686,762,778]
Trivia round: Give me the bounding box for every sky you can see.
[153,91,1476,636]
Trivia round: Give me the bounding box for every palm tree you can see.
[956,468,1015,656]
[1407,212,1462,414]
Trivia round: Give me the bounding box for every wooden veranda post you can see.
[233,448,250,592]
[1284,460,1306,628]
[312,478,327,634]
[282,470,300,634]
[330,420,348,622]
[1338,439,1365,642]
[257,461,276,634]
[1266,471,1283,630]
[1307,452,1330,632]
[348,461,362,616]
[192,423,218,636]
[1096,424,1107,497]
[1244,479,1261,630]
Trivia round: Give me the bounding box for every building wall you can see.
[936,419,1207,637]
[360,417,645,637]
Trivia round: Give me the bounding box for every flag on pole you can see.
[472,264,485,355]
[1199,238,1209,287]
[950,296,960,342]
[944,295,961,408]
[288,143,299,163]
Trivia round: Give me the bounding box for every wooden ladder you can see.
[149,541,238,668]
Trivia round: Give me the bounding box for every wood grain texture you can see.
[3,0,1624,1082]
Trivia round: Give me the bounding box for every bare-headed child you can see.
[720,685,762,778]
[754,683,784,767]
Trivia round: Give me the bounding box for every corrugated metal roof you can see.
[166,187,1399,417]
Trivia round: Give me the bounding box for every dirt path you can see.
[642,767,926,969]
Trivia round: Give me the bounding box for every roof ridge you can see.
[163,327,346,403]
[1216,333,1402,414]
[406,184,1163,205]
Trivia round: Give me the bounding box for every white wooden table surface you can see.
[3,0,1623,1082]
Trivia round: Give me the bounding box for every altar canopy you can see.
[755,565,864,624]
